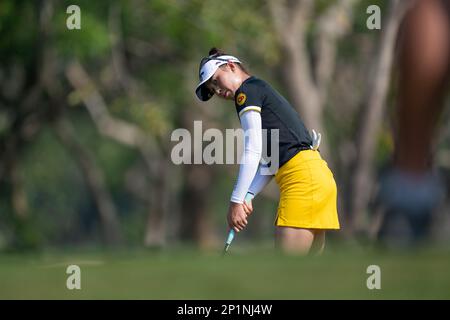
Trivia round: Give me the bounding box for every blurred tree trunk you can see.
[65,60,169,247]
[0,0,48,248]
[0,132,33,248]
[0,85,43,250]
[9,153,28,220]
[269,0,357,163]
[0,106,38,220]
[108,4,172,247]
[144,158,170,247]
[177,108,218,249]
[53,119,123,245]
[179,165,217,248]
[349,0,411,234]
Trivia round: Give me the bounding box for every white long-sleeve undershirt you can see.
[230,110,273,203]
[248,163,273,197]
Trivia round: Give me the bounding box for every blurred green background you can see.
[1,0,450,299]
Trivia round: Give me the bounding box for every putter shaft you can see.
[222,229,235,255]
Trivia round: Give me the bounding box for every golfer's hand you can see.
[227,202,248,232]
[242,200,253,216]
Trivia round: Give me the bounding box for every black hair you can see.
[207,47,249,74]
[208,47,225,57]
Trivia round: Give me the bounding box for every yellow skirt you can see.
[274,149,340,229]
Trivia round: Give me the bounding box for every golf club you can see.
[222,193,254,255]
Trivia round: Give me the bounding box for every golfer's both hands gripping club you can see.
[223,193,254,254]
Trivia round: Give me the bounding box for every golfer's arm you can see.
[230,110,262,204]
[247,164,273,197]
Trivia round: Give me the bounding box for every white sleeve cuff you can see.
[238,106,262,118]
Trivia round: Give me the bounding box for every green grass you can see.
[1,245,450,299]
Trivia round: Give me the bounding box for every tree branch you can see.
[315,0,357,97]
[53,118,123,245]
[65,60,160,175]
[108,3,138,96]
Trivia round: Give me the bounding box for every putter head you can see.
[222,243,231,255]
[222,229,235,256]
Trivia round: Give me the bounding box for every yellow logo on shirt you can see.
[236,93,246,106]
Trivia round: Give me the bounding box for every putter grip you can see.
[226,229,235,245]
[244,193,254,203]
[226,193,254,245]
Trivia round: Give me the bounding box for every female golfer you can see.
[195,48,340,254]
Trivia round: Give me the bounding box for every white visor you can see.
[195,55,241,101]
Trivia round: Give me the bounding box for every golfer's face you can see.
[206,66,235,100]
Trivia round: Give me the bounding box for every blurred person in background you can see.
[378,0,450,247]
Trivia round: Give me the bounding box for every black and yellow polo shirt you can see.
[234,76,312,169]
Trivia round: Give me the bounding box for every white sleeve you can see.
[247,164,273,197]
[230,110,262,203]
